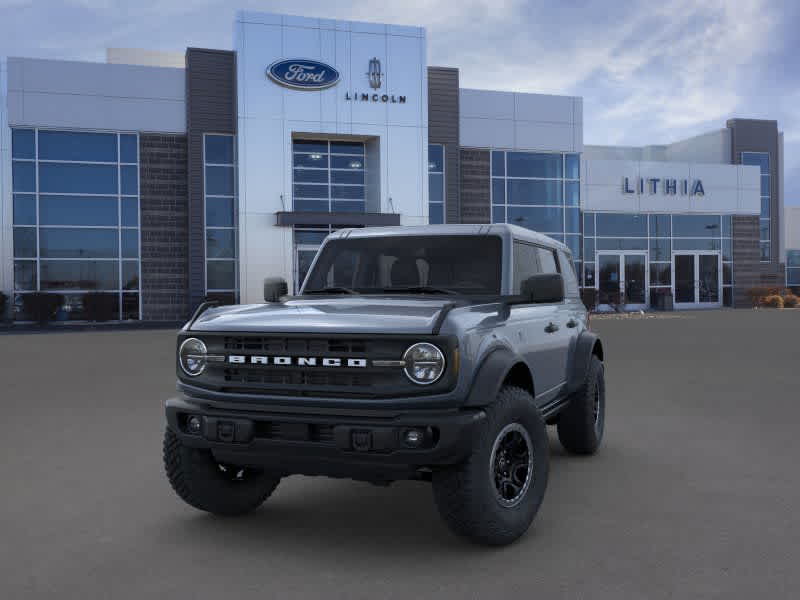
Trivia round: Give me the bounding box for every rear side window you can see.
[536,247,560,274]
[513,241,541,293]
[558,249,580,298]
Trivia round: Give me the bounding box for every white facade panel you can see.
[514,121,575,152]
[785,206,800,250]
[460,89,514,120]
[459,116,514,149]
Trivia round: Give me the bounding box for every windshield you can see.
[302,235,503,295]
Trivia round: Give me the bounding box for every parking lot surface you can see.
[1,309,799,599]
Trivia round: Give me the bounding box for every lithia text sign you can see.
[623,177,705,196]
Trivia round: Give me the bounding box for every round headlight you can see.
[403,343,446,385]
[179,338,207,376]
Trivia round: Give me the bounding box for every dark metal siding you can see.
[427,67,460,223]
[459,149,490,224]
[186,48,237,311]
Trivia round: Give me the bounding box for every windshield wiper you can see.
[380,286,460,295]
[304,286,360,295]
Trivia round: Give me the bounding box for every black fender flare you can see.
[463,346,528,408]
[567,331,604,395]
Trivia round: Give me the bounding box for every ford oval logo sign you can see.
[267,59,340,90]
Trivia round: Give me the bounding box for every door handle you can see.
[566,319,578,328]
[545,322,559,333]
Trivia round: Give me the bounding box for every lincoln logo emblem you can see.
[367,57,382,89]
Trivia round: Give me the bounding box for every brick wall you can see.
[139,134,189,321]
[459,149,490,224]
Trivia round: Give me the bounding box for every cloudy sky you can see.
[2,0,798,204]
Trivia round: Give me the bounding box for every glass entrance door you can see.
[596,252,648,311]
[672,252,721,308]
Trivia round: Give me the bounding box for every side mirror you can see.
[263,277,288,303]
[521,273,565,304]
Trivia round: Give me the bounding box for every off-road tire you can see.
[557,355,605,455]
[163,428,281,516]
[432,386,549,546]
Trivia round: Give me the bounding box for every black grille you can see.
[223,367,373,388]
[223,336,367,355]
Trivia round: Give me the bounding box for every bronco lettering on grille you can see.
[227,355,368,368]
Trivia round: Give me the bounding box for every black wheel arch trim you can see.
[567,331,603,395]
[463,346,532,408]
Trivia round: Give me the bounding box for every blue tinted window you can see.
[565,234,581,260]
[120,135,138,163]
[596,213,647,237]
[38,131,117,162]
[294,199,329,212]
[673,238,721,251]
[121,229,139,258]
[741,152,769,174]
[330,141,364,155]
[649,214,671,237]
[40,228,118,258]
[761,197,770,218]
[507,180,562,205]
[760,242,770,261]
[206,229,236,259]
[649,238,671,261]
[295,231,328,245]
[294,169,328,184]
[13,194,36,225]
[584,238,595,261]
[206,197,234,227]
[787,251,800,268]
[506,206,563,233]
[331,156,363,169]
[428,145,444,172]
[205,135,234,164]
[293,140,328,154]
[492,206,505,224]
[722,238,732,261]
[507,152,562,178]
[207,260,236,290]
[40,260,119,291]
[429,202,444,225]
[565,207,580,233]
[565,181,579,206]
[583,213,595,236]
[39,163,118,194]
[14,227,37,258]
[122,261,139,290]
[596,238,647,250]
[294,153,329,168]
[331,185,364,200]
[760,175,770,196]
[121,198,139,227]
[492,179,505,205]
[331,201,365,213]
[491,151,505,177]
[14,261,37,291]
[294,184,329,199]
[205,166,235,195]
[721,215,732,237]
[40,195,118,226]
[12,161,36,192]
[565,154,580,179]
[332,170,364,185]
[429,174,444,204]
[12,129,35,159]
[673,214,721,237]
[789,269,800,285]
[121,165,138,195]
[759,220,770,240]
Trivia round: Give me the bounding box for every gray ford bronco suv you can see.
[164,224,605,545]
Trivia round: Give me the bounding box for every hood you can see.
[188,297,455,334]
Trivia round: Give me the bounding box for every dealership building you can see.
[0,10,794,321]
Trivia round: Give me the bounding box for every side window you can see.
[536,247,560,274]
[513,241,541,293]
[558,249,580,298]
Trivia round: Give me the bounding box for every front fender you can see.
[463,346,525,407]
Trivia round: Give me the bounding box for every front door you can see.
[672,252,721,309]
[596,252,648,311]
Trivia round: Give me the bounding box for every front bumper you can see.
[165,395,485,481]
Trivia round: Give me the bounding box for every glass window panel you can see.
[294,230,329,245]
[491,151,505,177]
[565,234,581,260]
[759,219,770,240]
[122,293,140,320]
[429,202,444,225]
[13,194,36,225]
[13,227,37,258]
[565,154,580,180]
[120,134,138,163]
[331,200,366,213]
[40,195,118,226]
[507,152,562,178]
[12,129,35,159]
[294,184,329,199]
[40,228,118,258]
[537,247,560,274]
[673,238,721,251]
[650,263,671,286]
[293,140,328,154]
[205,197,234,227]
[723,263,732,285]
[331,170,364,185]
[672,214,721,237]
[428,173,444,204]
[787,268,800,285]
[741,152,769,174]
[294,199,329,212]
[584,238,595,262]
[787,251,800,268]
[122,261,139,290]
[545,233,564,242]
[565,207,580,233]
[39,163,118,194]
[649,238,671,261]
[583,213,595,236]
[205,166,235,196]
[760,242,770,261]
[492,179,505,205]
[721,215,732,237]
[596,238,647,250]
[122,229,139,258]
[760,175,770,196]
[649,214,671,237]
[492,206,505,224]
[206,229,236,258]
[12,161,36,192]
[506,206,563,233]
[595,213,647,237]
[14,261,37,291]
[428,144,444,172]
[331,185,364,200]
[207,260,236,290]
[38,131,117,162]
[512,241,541,293]
[294,153,329,168]
[584,262,595,287]
[723,287,732,307]
[565,181,579,206]
[330,141,364,155]
[121,165,138,195]
[761,197,770,218]
[121,198,139,227]
[205,135,234,164]
[330,155,362,169]
[507,179,562,205]
[40,260,119,290]
[294,168,329,184]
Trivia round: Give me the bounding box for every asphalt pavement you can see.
[1,309,799,599]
